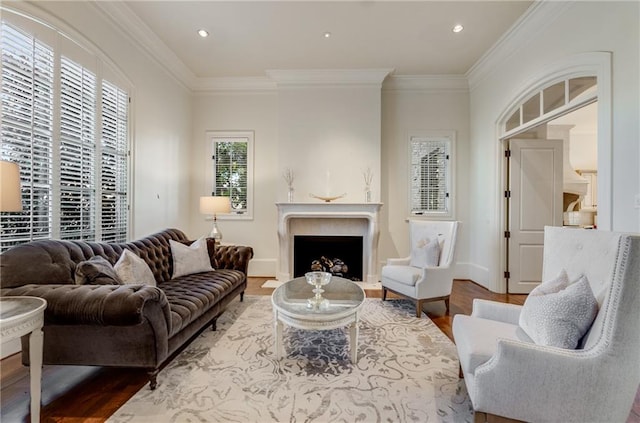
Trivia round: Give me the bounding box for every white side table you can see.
[1,296,47,423]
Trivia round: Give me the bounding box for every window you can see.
[207,131,253,219]
[0,14,130,251]
[409,132,454,217]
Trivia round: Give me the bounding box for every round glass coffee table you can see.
[271,276,365,362]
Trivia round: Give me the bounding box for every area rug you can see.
[107,296,472,423]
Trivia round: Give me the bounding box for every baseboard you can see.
[247,259,276,278]
[0,339,20,360]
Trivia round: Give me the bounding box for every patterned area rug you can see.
[108,296,472,423]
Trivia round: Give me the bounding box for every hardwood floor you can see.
[1,278,638,422]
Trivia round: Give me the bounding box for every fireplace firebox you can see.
[293,235,363,281]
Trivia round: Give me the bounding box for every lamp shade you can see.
[199,196,231,215]
[0,160,22,212]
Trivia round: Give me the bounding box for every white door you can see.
[508,139,563,293]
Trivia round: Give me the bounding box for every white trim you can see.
[90,1,195,91]
[467,1,573,92]
[383,75,468,93]
[494,52,612,294]
[205,130,255,220]
[407,130,456,220]
[266,69,392,87]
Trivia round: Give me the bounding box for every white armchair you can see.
[381,220,459,317]
[453,226,640,422]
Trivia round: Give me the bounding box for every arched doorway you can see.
[495,52,611,293]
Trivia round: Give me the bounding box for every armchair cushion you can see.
[519,273,598,349]
[170,237,214,278]
[454,314,533,374]
[115,249,157,286]
[380,265,421,286]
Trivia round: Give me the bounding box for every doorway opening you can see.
[496,52,611,294]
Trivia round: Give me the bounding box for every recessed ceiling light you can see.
[452,24,464,33]
[323,32,331,38]
[197,29,209,38]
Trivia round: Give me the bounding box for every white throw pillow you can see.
[410,237,441,268]
[170,237,214,279]
[519,270,598,349]
[114,249,157,287]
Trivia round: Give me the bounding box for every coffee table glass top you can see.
[272,276,365,318]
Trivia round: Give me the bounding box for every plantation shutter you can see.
[59,57,96,240]
[410,136,450,215]
[100,80,129,242]
[0,23,54,250]
[213,138,248,213]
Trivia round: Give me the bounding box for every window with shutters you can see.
[409,131,455,218]
[0,12,130,251]
[206,131,253,219]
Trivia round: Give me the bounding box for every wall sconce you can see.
[199,196,231,241]
[0,160,22,212]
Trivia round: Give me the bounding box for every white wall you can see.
[468,1,639,291]
[380,86,470,276]
[24,1,194,239]
[276,85,382,203]
[191,91,278,276]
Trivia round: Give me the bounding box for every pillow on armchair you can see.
[410,236,442,268]
[519,270,598,349]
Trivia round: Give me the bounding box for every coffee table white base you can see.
[1,297,47,423]
[273,307,361,363]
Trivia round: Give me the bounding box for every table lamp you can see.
[199,196,231,241]
[0,160,22,212]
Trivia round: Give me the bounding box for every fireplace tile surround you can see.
[276,202,382,283]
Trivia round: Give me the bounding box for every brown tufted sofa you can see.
[0,228,253,389]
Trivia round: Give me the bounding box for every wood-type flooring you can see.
[1,278,638,423]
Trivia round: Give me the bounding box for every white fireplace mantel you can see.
[276,202,383,283]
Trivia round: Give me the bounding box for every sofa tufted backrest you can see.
[0,229,189,289]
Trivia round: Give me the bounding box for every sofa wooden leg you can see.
[416,300,423,318]
[444,297,450,314]
[211,319,217,331]
[473,411,487,423]
[458,363,464,378]
[382,288,387,301]
[148,369,159,390]
[240,291,244,302]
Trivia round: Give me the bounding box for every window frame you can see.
[407,130,456,219]
[205,130,254,220]
[0,8,131,251]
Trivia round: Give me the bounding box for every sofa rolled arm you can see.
[213,244,254,275]
[1,284,171,328]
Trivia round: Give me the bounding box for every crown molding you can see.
[266,69,393,87]
[383,75,468,93]
[193,77,277,94]
[466,1,573,92]
[91,1,197,91]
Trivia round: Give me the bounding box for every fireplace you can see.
[293,235,363,281]
[276,202,382,283]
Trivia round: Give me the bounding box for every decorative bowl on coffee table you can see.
[305,271,332,309]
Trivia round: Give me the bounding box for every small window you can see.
[207,131,253,219]
[409,132,454,217]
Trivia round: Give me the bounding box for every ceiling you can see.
[123,1,533,79]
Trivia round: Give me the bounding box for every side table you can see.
[1,296,47,423]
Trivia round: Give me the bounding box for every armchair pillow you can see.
[519,270,598,349]
[170,237,214,278]
[75,256,123,285]
[410,237,441,268]
[114,249,157,286]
